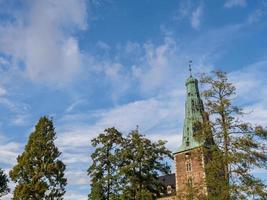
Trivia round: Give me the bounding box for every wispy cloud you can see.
[0,0,87,86]
[224,0,247,8]
[0,86,7,97]
[247,0,267,23]
[229,59,267,126]
[191,6,203,29]
[0,134,22,166]
[174,1,203,29]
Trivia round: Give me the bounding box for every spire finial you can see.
[189,60,192,77]
[136,125,139,132]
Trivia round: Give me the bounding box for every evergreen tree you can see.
[120,129,173,200]
[0,168,9,197]
[88,127,123,200]
[9,116,67,200]
[200,71,267,200]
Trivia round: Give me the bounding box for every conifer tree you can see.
[120,129,173,200]
[88,127,123,200]
[0,168,9,197]
[200,71,267,200]
[9,116,67,200]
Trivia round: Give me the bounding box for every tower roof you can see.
[175,72,209,153]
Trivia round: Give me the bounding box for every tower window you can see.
[186,137,190,146]
[186,140,190,146]
[187,177,193,188]
[186,160,192,172]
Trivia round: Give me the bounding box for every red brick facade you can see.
[175,147,207,199]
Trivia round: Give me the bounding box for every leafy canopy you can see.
[200,71,267,200]
[88,127,173,200]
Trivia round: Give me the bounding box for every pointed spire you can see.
[176,66,207,153]
[189,60,193,77]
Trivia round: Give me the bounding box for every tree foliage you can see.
[9,116,67,200]
[200,71,267,200]
[88,128,173,200]
[120,130,173,200]
[0,168,9,197]
[88,127,123,200]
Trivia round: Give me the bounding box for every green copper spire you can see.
[176,66,208,153]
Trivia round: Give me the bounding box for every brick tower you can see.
[174,67,214,199]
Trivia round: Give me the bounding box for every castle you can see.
[158,70,215,200]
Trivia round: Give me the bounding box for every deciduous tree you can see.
[88,127,123,200]
[88,128,173,200]
[121,129,173,200]
[200,71,267,200]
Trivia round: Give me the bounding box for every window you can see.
[187,177,193,188]
[191,100,195,111]
[186,160,192,172]
[186,137,190,147]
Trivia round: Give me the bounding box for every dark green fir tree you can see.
[9,116,67,200]
[0,167,9,197]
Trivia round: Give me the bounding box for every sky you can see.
[0,0,267,199]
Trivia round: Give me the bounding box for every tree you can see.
[0,168,9,197]
[88,127,123,200]
[120,129,173,200]
[88,128,173,200]
[9,116,67,200]
[200,71,267,200]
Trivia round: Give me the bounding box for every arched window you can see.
[187,177,193,187]
[186,159,192,172]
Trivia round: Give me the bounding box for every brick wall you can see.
[175,147,207,199]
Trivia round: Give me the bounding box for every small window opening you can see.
[186,160,192,172]
[187,177,193,187]
[186,140,190,147]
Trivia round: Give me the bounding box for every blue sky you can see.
[0,0,267,199]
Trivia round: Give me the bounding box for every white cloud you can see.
[56,88,185,184]
[65,99,86,113]
[174,0,192,22]
[229,60,267,101]
[0,141,22,165]
[11,114,29,126]
[191,6,203,29]
[228,59,267,127]
[96,41,111,50]
[174,2,203,30]
[0,57,9,65]
[0,86,7,97]
[64,192,87,200]
[224,0,247,8]
[0,0,87,86]
[248,1,267,23]
[66,171,90,185]
[0,97,30,113]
